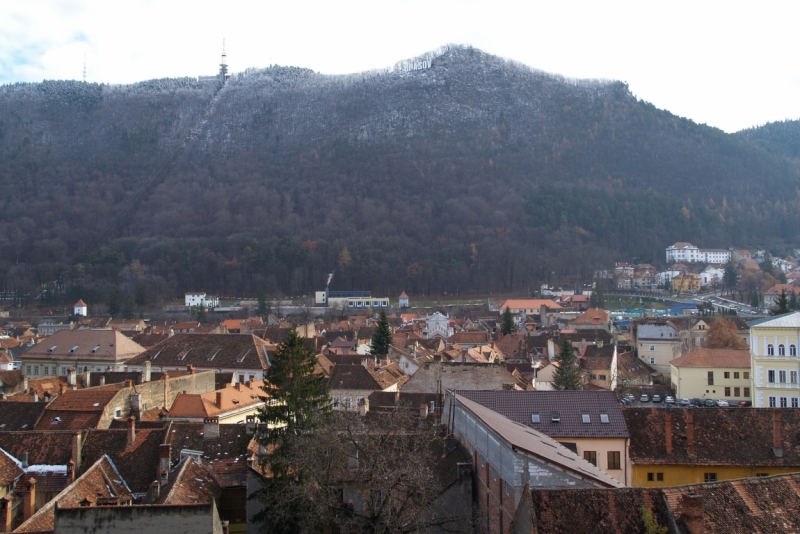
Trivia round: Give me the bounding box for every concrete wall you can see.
[403,362,519,393]
[53,503,222,534]
[99,371,216,428]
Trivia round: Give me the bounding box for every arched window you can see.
[768,344,775,356]
[779,345,786,356]
[791,345,797,357]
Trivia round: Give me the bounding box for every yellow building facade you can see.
[748,313,800,408]
[670,348,751,402]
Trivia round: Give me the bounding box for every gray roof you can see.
[747,312,800,328]
[125,334,270,371]
[636,324,679,340]
[456,390,629,439]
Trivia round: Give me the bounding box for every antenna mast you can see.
[83,55,87,82]
[218,39,230,85]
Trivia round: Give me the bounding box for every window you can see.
[792,345,798,357]
[649,345,655,351]
[650,357,656,365]
[756,473,769,477]
[356,396,364,408]
[734,387,740,397]
[793,398,799,408]
[599,374,606,380]
[724,372,730,379]
[779,345,786,356]
[591,374,597,380]
[769,370,776,383]
[725,387,731,397]
[531,413,541,424]
[768,344,775,356]
[504,480,510,496]
[769,396,777,407]
[734,372,740,379]
[584,451,597,466]
[33,366,39,376]
[781,397,788,408]
[707,371,714,385]
[657,473,664,482]
[647,472,654,482]
[600,413,610,424]
[744,372,750,380]
[43,366,49,376]
[744,387,750,397]
[114,408,122,418]
[332,396,340,409]
[61,367,67,375]
[793,371,798,384]
[607,451,621,470]
[581,414,591,424]
[704,473,717,483]
[343,397,352,410]
[26,366,31,375]
[780,371,787,383]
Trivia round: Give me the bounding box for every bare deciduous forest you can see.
[1,45,799,305]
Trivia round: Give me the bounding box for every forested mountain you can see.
[1,44,799,306]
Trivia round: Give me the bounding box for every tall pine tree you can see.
[252,328,330,533]
[773,289,791,315]
[501,307,515,335]
[552,338,583,390]
[371,310,393,356]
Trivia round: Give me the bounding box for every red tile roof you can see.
[669,348,750,368]
[0,446,23,488]
[0,431,77,465]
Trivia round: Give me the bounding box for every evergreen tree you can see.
[501,307,515,335]
[107,287,123,318]
[257,291,271,318]
[252,328,330,533]
[371,310,393,356]
[723,263,739,297]
[791,291,798,311]
[590,286,605,308]
[196,306,207,323]
[773,289,791,315]
[552,338,583,390]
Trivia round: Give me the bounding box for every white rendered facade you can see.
[749,313,800,408]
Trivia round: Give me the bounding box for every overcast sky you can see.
[1,0,799,133]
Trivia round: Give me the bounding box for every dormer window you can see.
[48,346,57,353]
[581,413,591,424]
[600,413,610,424]
[551,412,560,423]
[69,346,79,353]
[91,345,101,353]
[531,413,541,424]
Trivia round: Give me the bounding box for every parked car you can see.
[679,398,691,406]
[665,396,675,404]
[640,394,650,403]
[624,393,635,401]
[704,399,717,407]
[652,394,662,403]
[620,398,631,406]
[737,400,752,407]
[717,400,729,407]
[692,398,704,407]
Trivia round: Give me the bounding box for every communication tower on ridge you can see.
[83,55,87,82]
[218,39,230,85]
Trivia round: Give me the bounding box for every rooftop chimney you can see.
[216,391,224,408]
[685,408,696,457]
[99,376,105,386]
[680,493,704,534]
[23,478,36,521]
[187,364,195,375]
[22,375,28,392]
[222,521,230,534]
[149,480,160,500]
[71,433,82,470]
[80,495,95,507]
[2,494,12,533]
[21,452,28,469]
[358,398,368,417]
[127,416,136,447]
[82,367,91,388]
[159,444,172,485]
[142,360,152,383]
[124,380,133,388]
[204,417,220,440]
[67,459,75,482]
[773,409,784,456]
[30,390,38,403]
[665,411,673,455]
[67,368,77,388]
[419,403,429,419]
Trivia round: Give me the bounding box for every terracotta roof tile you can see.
[80,427,168,494]
[126,334,271,371]
[0,431,76,465]
[0,401,48,431]
[0,446,23,488]
[160,457,221,505]
[23,329,145,361]
[669,348,750,368]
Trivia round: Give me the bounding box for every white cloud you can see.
[1,0,799,132]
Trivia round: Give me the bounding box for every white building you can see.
[666,243,731,264]
[422,312,454,339]
[700,267,725,287]
[73,299,88,316]
[748,312,800,408]
[185,293,219,308]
